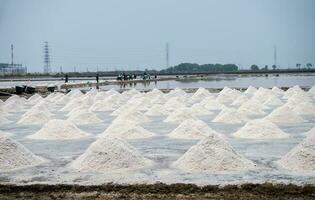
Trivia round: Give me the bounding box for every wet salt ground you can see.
[1,102,315,186]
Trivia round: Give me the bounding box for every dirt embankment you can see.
[0,183,315,200]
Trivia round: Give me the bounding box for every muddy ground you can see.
[0,183,315,200]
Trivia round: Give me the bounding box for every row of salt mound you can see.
[264,105,304,124]
[0,135,43,171]
[68,137,153,172]
[168,119,219,140]
[27,119,89,140]
[99,121,155,139]
[276,128,315,171]
[212,108,248,124]
[233,119,289,139]
[172,134,255,173]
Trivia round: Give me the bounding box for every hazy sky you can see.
[0,0,314,72]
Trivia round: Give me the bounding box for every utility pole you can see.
[274,45,277,68]
[11,44,14,65]
[166,42,169,68]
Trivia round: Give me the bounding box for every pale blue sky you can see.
[0,0,314,72]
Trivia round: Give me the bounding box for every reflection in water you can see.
[104,74,315,90]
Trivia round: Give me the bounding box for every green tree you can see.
[264,65,268,70]
[272,65,276,70]
[250,65,259,71]
[306,63,312,69]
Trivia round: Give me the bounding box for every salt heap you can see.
[0,115,12,125]
[173,134,255,173]
[188,103,212,116]
[145,104,169,116]
[231,95,249,106]
[251,87,274,103]
[264,105,304,124]
[244,86,257,95]
[233,119,289,139]
[200,98,226,110]
[272,86,285,96]
[113,110,151,125]
[27,119,89,140]
[276,130,315,171]
[212,108,248,124]
[163,98,187,111]
[2,100,25,112]
[191,87,211,101]
[60,98,85,112]
[164,109,198,124]
[308,86,315,95]
[165,88,187,98]
[284,85,305,99]
[0,135,43,171]
[69,137,152,172]
[18,111,51,125]
[66,89,83,98]
[100,124,155,139]
[216,88,241,105]
[238,99,267,115]
[90,94,122,111]
[67,110,102,125]
[27,94,43,104]
[263,95,283,107]
[168,119,219,140]
[291,102,315,115]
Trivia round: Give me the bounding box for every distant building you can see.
[0,63,27,75]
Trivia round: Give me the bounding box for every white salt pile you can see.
[287,93,313,105]
[213,108,248,124]
[0,135,43,171]
[69,137,152,172]
[66,89,83,98]
[233,119,289,139]
[284,85,305,99]
[172,134,255,173]
[66,105,90,117]
[168,119,219,140]
[263,95,283,107]
[0,115,12,125]
[251,87,274,103]
[164,109,198,124]
[67,110,102,125]
[305,127,315,136]
[90,95,121,111]
[231,95,249,106]
[272,86,285,96]
[238,99,267,115]
[100,124,155,139]
[145,104,169,116]
[18,111,51,125]
[60,99,84,112]
[276,130,315,171]
[27,94,43,104]
[200,99,226,110]
[308,86,315,95]
[113,110,151,125]
[188,103,212,116]
[27,119,89,140]
[244,86,257,95]
[216,92,239,105]
[2,101,25,112]
[264,105,304,124]
[291,102,315,115]
[191,87,211,100]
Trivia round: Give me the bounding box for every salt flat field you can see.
[0,86,315,186]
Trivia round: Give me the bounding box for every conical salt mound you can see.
[233,119,289,139]
[60,99,84,112]
[263,95,283,107]
[284,85,305,99]
[292,102,315,115]
[69,137,152,172]
[308,86,315,95]
[189,103,212,116]
[67,89,83,98]
[18,111,51,125]
[238,99,267,115]
[164,109,198,124]
[264,105,304,124]
[101,125,155,139]
[244,86,257,95]
[2,101,25,112]
[212,108,248,124]
[201,99,226,110]
[112,111,151,126]
[231,95,249,106]
[191,87,211,100]
[168,119,219,140]
[0,115,12,125]
[27,119,89,140]
[272,87,285,96]
[27,94,43,104]
[67,111,102,125]
[172,134,255,173]
[0,135,43,171]
[145,104,169,116]
[276,130,315,171]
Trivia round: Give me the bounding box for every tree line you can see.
[160,63,238,73]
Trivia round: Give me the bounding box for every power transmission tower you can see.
[166,42,169,68]
[43,41,51,74]
[11,44,14,65]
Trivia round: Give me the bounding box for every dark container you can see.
[15,86,25,94]
[26,86,36,94]
[47,86,55,92]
